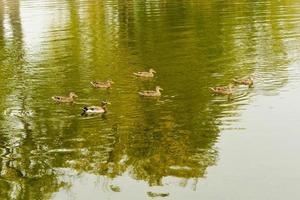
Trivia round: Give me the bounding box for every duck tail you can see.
[81,107,88,116]
[233,78,240,84]
[52,96,58,101]
[209,87,215,92]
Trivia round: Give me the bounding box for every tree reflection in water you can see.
[0,0,295,199]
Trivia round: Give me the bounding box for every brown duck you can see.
[133,69,156,78]
[233,76,254,87]
[139,86,163,97]
[90,80,114,89]
[52,92,78,103]
[210,84,233,96]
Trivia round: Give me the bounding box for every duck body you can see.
[210,85,233,95]
[233,76,253,86]
[82,101,109,115]
[133,69,156,78]
[139,86,163,97]
[52,92,78,103]
[90,80,114,88]
[82,106,106,114]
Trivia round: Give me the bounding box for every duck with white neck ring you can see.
[81,101,110,115]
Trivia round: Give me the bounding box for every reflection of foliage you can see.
[0,152,69,199]
[109,185,121,192]
[147,191,169,198]
[0,0,69,198]
[126,121,217,186]
[65,114,218,187]
[0,0,297,199]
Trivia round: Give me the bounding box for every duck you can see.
[90,80,114,89]
[81,101,110,114]
[133,68,156,78]
[233,76,253,87]
[52,92,78,103]
[210,84,233,96]
[139,86,163,97]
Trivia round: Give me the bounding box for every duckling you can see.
[233,76,253,87]
[90,80,114,89]
[52,92,78,103]
[133,68,156,78]
[81,101,110,115]
[139,86,163,97]
[210,84,233,96]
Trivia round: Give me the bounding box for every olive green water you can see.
[1,0,300,199]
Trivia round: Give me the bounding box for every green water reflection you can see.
[0,0,299,199]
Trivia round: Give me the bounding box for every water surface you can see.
[1,0,300,199]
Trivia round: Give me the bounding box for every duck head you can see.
[69,92,78,98]
[156,86,163,91]
[101,101,111,106]
[149,69,156,73]
[227,84,234,89]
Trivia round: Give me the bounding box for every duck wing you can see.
[88,106,101,110]
[52,96,65,101]
[133,72,142,75]
[134,71,150,76]
[144,90,156,94]
[91,81,101,87]
[139,90,157,96]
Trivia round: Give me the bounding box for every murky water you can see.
[1,0,300,199]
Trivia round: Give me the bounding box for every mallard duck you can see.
[210,84,233,95]
[139,86,163,97]
[81,101,110,114]
[52,92,78,103]
[133,69,156,78]
[90,80,114,88]
[233,76,253,87]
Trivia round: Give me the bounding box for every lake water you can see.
[1,0,300,199]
